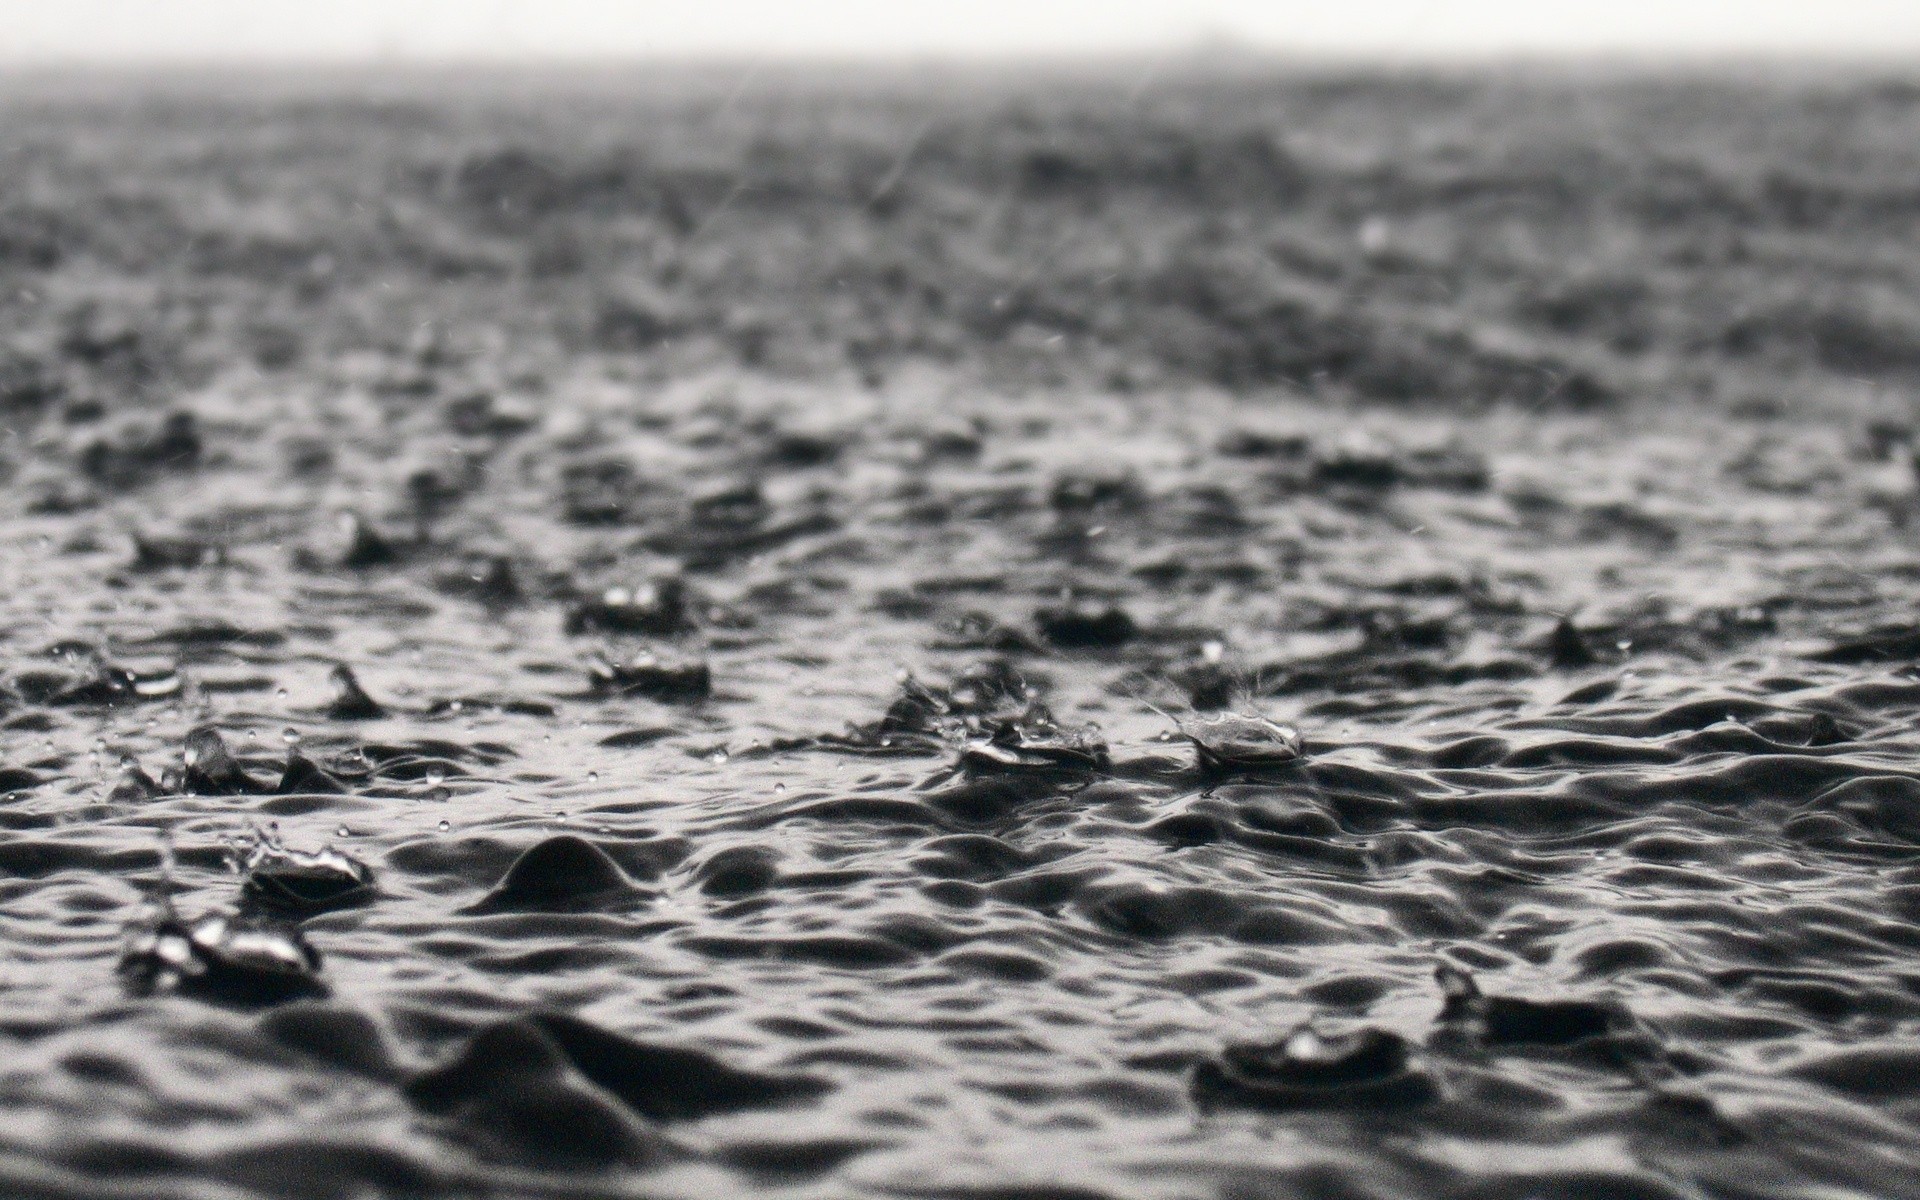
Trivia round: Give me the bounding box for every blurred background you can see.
[4,0,1920,63]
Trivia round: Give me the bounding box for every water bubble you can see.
[587,771,599,782]
[335,826,350,839]
[424,768,445,788]
[708,750,730,765]
[773,781,786,793]
[276,688,289,701]
[282,728,301,744]
[437,819,450,833]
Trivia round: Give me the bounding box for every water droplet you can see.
[708,750,729,765]
[437,819,450,832]
[282,727,301,744]
[773,781,786,793]
[276,688,289,701]
[424,768,445,787]
[335,826,350,839]
[587,770,599,782]
[1202,640,1225,664]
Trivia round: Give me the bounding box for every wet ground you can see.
[4,65,1920,1199]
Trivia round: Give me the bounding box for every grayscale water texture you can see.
[1,66,1920,1199]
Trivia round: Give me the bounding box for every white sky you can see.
[1,1,1919,63]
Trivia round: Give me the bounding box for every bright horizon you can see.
[3,1,1920,64]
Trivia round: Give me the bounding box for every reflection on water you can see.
[2,71,1920,1199]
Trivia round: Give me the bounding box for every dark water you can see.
[5,69,1920,1200]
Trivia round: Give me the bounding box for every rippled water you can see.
[6,69,1920,1200]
